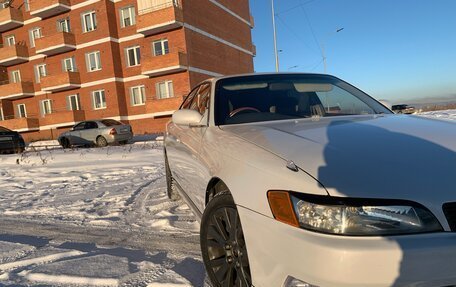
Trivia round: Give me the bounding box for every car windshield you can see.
[101,119,123,126]
[214,74,392,125]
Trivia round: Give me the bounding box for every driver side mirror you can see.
[172,109,205,127]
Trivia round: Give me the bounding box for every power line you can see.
[301,6,323,56]
[276,0,319,15]
[275,14,319,55]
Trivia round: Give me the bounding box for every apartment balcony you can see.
[41,71,81,92]
[0,44,29,67]
[40,110,85,127]
[0,7,23,32]
[0,81,34,100]
[142,51,188,77]
[252,44,256,56]
[30,0,71,19]
[35,32,76,56]
[137,1,184,36]
[1,117,39,132]
[145,97,182,116]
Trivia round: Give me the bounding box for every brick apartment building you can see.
[0,0,254,142]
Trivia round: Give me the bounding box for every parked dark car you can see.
[58,119,133,148]
[392,104,416,114]
[0,126,25,154]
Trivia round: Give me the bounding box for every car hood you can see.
[221,115,456,204]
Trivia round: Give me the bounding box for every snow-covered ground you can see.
[0,110,454,286]
[0,141,209,286]
[417,109,456,121]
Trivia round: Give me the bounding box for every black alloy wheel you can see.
[61,138,70,149]
[201,193,252,287]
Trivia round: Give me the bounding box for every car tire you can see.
[165,151,180,201]
[61,138,71,149]
[200,193,252,287]
[96,136,108,147]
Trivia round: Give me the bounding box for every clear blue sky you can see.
[249,0,456,104]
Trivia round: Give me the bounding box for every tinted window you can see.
[214,74,392,125]
[101,119,122,126]
[84,121,98,129]
[73,122,85,130]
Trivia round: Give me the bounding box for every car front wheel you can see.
[201,193,252,287]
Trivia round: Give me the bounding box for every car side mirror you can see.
[172,109,205,127]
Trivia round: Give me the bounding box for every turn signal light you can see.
[267,191,299,227]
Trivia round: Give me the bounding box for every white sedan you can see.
[164,73,456,287]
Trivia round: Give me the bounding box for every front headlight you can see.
[267,191,443,236]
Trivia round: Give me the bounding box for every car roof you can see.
[200,72,338,85]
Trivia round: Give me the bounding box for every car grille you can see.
[442,202,456,231]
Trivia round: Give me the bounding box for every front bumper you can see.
[238,206,456,287]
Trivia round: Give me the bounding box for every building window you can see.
[40,99,52,116]
[34,64,47,83]
[10,70,21,83]
[85,51,101,72]
[24,0,30,11]
[67,94,81,111]
[57,18,71,32]
[81,11,97,33]
[17,104,27,118]
[62,57,76,72]
[29,27,42,48]
[153,39,169,56]
[130,85,145,106]
[125,46,140,67]
[92,90,106,110]
[156,81,174,99]
[120,6,136,28]
[5,35,15,46]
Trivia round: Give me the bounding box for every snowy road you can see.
[0,142,209,286]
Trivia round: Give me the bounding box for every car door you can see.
[80,121,99,144]
[167,83,211,210]
[68,122,86,145]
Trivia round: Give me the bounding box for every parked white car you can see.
[164,73,456,287]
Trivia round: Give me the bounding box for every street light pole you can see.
[321,27,344,74]
[271,0,279,72]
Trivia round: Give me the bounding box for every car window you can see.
[84,121,98,129]
[192,83,211,115]
[101,119,122,126]
[181,86,201,110]
[73,122,85,131]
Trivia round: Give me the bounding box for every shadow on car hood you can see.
[221,115,456,206]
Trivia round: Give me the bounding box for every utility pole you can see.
[322,28,344,74]
[271,0,279,72]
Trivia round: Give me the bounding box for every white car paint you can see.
[165,74,456,287]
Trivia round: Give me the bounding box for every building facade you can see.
[0,0,254,142]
